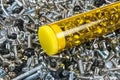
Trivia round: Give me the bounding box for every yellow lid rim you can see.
[38,25,59,56]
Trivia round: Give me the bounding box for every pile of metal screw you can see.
[0,0,120,80]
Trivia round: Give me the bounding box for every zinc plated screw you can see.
[103,67,120,72]
[43,15,54,22]
[19,8,25,15]
[69,71,74,80]
[78,59,84,75]
[24,70,43,80]
[21,0,26,6]
[105,0,112,4]
[26,57,32,68]
[0,0,9,17]
[111,59,118,68]
[30,56,35,67]
[34,57,39,65]
[28,33,32,48]
[13,41,18,59]
[94,67,100,75]
[15,0,23,6]
[96,49,108,59]
[77,76,92,79]
[0,55,11,65]
[2,52,14,58]
[7,1,17,11]
[87,61,93,71]
[106,51,115,61]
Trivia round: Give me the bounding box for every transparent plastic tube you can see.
[38,1,120,56]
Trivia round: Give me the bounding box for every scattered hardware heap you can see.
[0,0,120,80]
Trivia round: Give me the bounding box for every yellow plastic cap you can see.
[38,25,58,56]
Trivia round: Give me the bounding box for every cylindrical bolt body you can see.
[38,1,120,56]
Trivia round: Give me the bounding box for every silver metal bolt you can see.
[69,71,74,80]
[12,64,45,80]
[78,59,84,75]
